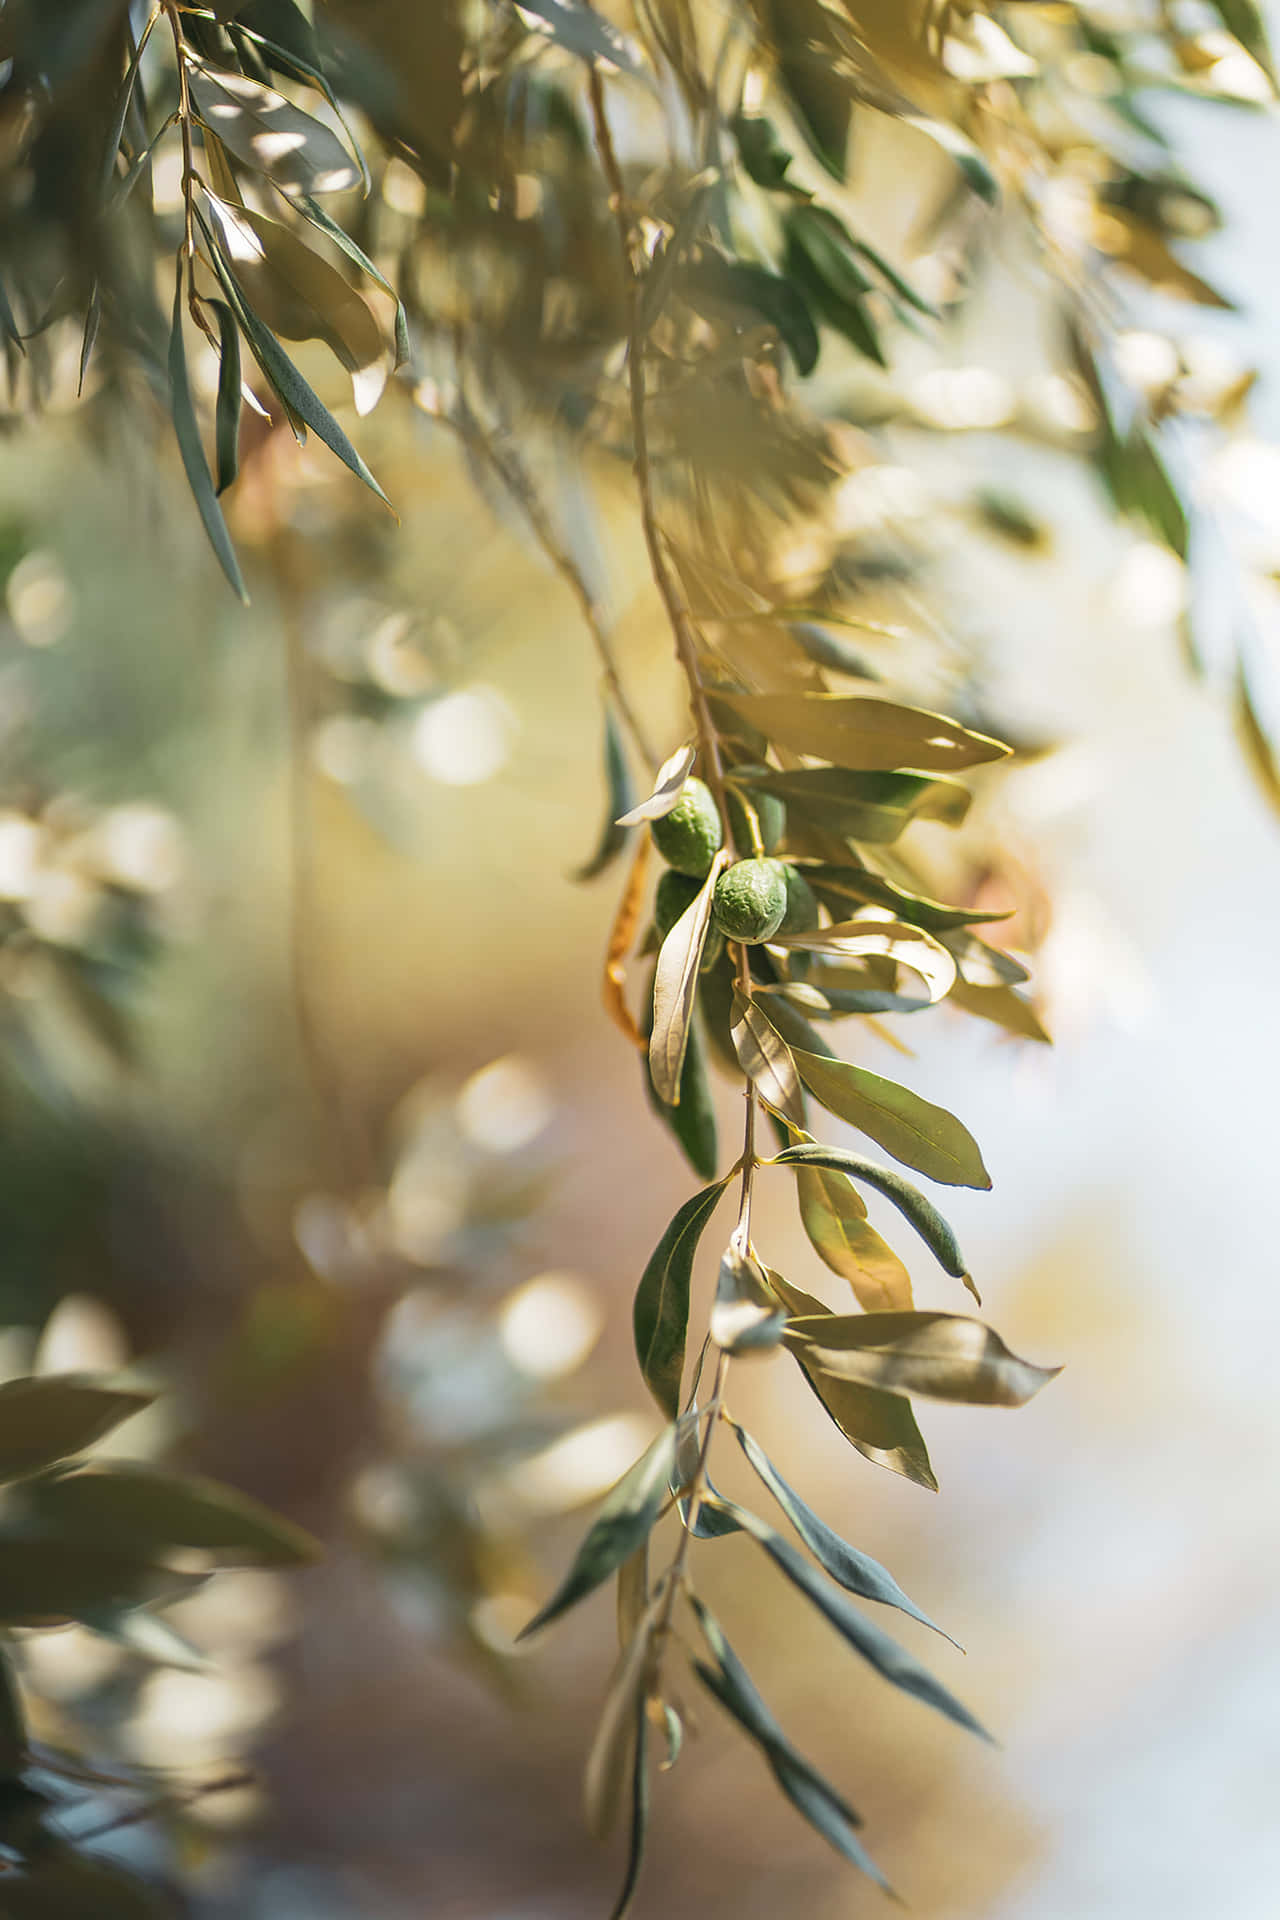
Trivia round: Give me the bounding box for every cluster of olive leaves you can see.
[0,1372,316,1910]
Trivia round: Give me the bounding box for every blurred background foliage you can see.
[0,0,1278,1915]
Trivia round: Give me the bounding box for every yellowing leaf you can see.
[795,1161,913,1312]
[717,693,1009,772]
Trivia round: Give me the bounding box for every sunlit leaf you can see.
[730,1423,952,1641]
[515,0,645,75]
[947,979,1051,1045]
[518,1425,678,1639]
[790,1050,990,1188]
[615,743,695,826]
[730,985,804,1125]
[717,693,1009,773]
[710,1237,787,1353]
[0,1377,153,1484]
[198,208,392,511]
[203,194,383,374]
[633,1180,731,1419]
[770,919,957,1003]
[649,853,725,1105]
[190,63,361,194]
[786,1310,1061,1408]
[793,1154,913,1312]
[771,1143,971,1279]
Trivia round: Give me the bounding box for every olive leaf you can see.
[608,1691,650,1920]
[770,919,957,1003]
[948,978,1051,1045]
[729,984,804,1125]
[189,64,361,195]
[689,1595,892,1892]
[3,1464,320,1566]
[710,1235,787,1354]
[793,1154,914,1312]
[210,297,243,495]
[0,1377,154,1485]
[752,765,971,841]
[167,268,248,603]
[615,743,695,826]
[729,1423,953,1642]
[807,865,1013,933]
[288,192,411,367]
[197,205,392,511]
[707,1495,990,1739]
[649,852,726,1105]
[646,1008,719,1182]
[201,194,383,376]
[771,1142,971,1280]
[790,1050,990,1189]
[517,1424,678,1640]
[767,1271,935,1489]
[0,1541,206,1628]
[577,704,634,882]
[585,1601,659,1840]
[516,0,647,75]
[785,1311,1061,1410]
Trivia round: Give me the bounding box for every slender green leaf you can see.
[210,298,242,495]
[807,864,1012,932]
[647,1012,719,1183]
[99,8,160,200]
[518,1426,678,1639]
[682,254,819,376]
[204,196,383,373]
[607,1684,650,1920]
[76,284,101,396]
[198,206,392,510]
[752,765,971,841]
[730,1423,952,1642]
[947,978,1051,1044]
[232,18,373,194]
[689,1596,893,1892]
[289,192,410,366]
[786,1311,1061,1410]
[0,1377,153,1484]
[1207,0,1276,84]
[771,1143,971,1279]
[168,266,249,602]
[711,1497,990,1739]
[576,704,633,881]
[791,1050,990,1189]
[633,1179,731,1418]
[5,1464,320,1565]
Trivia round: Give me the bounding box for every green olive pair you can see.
[652,777,816,945]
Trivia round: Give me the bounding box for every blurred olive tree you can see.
[0,1,1273,1914]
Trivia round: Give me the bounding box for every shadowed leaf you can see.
[786,1310,1061,1409]
[0,1377,153,1484]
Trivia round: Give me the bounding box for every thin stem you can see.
[163,3,196,273]
[427,392,658,767]
[587,65,732,839]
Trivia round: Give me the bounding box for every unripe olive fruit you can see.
[650,777,723,878]
[711,857,788,944]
